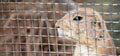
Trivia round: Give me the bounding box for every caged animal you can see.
[55,8,116,56]
[0,0,79,56]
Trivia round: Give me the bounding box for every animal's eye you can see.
[73,16,83,21]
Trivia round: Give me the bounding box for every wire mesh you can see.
[0,0,119,56]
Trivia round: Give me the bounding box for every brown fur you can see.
[0,0,80,56]
[0,36,75,56]
[55,8,116,56]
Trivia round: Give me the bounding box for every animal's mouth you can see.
[57,28,85,37]
[57,28,69,37]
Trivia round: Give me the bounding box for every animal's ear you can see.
[97,22,102,29]
[96,21,111,39]
[96,22,104,38]
[91,18,104,38]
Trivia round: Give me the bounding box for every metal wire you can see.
[0,0,119,56]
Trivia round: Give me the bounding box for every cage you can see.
[0,0,120,56]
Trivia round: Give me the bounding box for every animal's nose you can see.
[56,26,60,28]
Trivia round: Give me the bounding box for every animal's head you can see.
[55,8,107,40]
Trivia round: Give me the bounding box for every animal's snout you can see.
[55,22,60,28]
[55,20,61,28]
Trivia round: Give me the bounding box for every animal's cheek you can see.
[69,23,78,28]
[75,30,84,35]
[64,29,74,33]
[64,29,69,33]
[87,23,94,29]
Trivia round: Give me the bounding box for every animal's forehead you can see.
[63,13,96,20]
[61,8,99,20]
